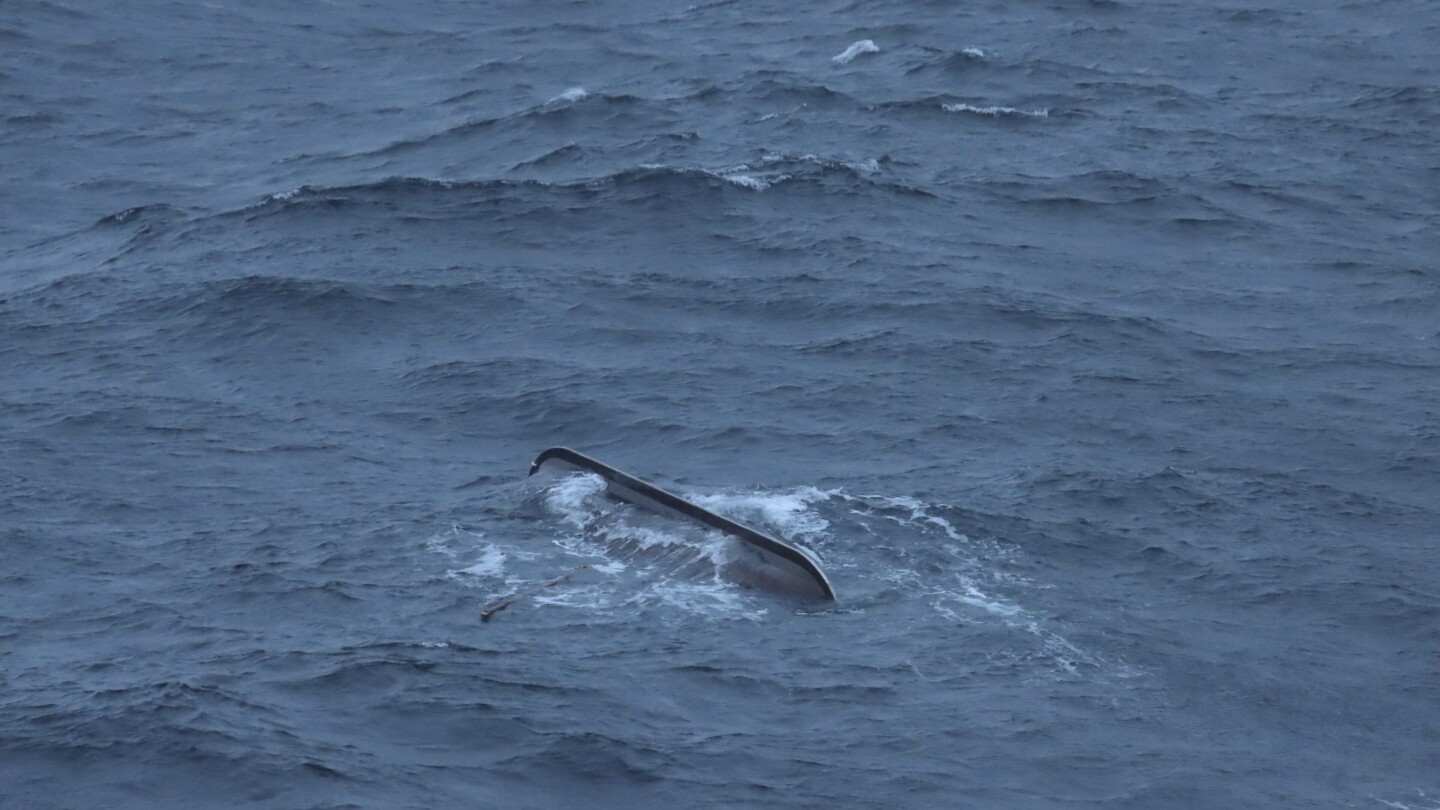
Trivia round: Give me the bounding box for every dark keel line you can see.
[528,446,837,601]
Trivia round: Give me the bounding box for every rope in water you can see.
[480,564,592,623]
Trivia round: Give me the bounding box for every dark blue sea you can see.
[3,1,1437,807]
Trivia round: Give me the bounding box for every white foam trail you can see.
[844,491,1112,672]
[851,494,971,542]
[530,577,766,621]
[925,515,966,542]
[943,102,1049,118]
[622,579,766,620]
[962,46,986,59]
[956,582,1022,616]
[905,567,1023,623]
[425,525,489,559]
[429,526,535,587]
[531,584,610,610]
[425,530,462,559]
[832,39,879,64]
[548,86,588,104]
[455,543,507,578]
[552,530,620,565]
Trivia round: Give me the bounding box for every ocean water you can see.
[3,0,1437,807]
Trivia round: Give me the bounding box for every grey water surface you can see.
[3,0,1438,807]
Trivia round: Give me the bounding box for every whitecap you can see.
[238,186,303,212]
[690,486,835,541]
[962,46,986,59]
[544,471,608,528]
[455,543,507,578]
[832,39,879,64]
[717,172,777,191]
[846,157,880,174]
[942,102,1049,118]
[547,86,588,104]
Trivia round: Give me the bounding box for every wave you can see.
[981,169,1176,205]
[362,89,653,159]
[942,102,1049,118]
[89,273,493,353]
[367,71,871,163]
[874,93,1062,120]
[718,69,861,107]
[971,169,1250,227]
[2,202,198,298]
[1219,8,1302,24]
[546,86,588,104]
[93,202,188,227]
[509,142,587,170]
[235,154,927,221]
[168,275,400,317]
[832,39,879,64]
[901,45,989,75]
[624,152,904,194]
[393,358,618,427]
[7,675,280,758]
[1344,85,1439,122]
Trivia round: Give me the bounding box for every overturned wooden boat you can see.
[529,447,836,600]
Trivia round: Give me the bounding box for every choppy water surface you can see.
[3,0,1437,807]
